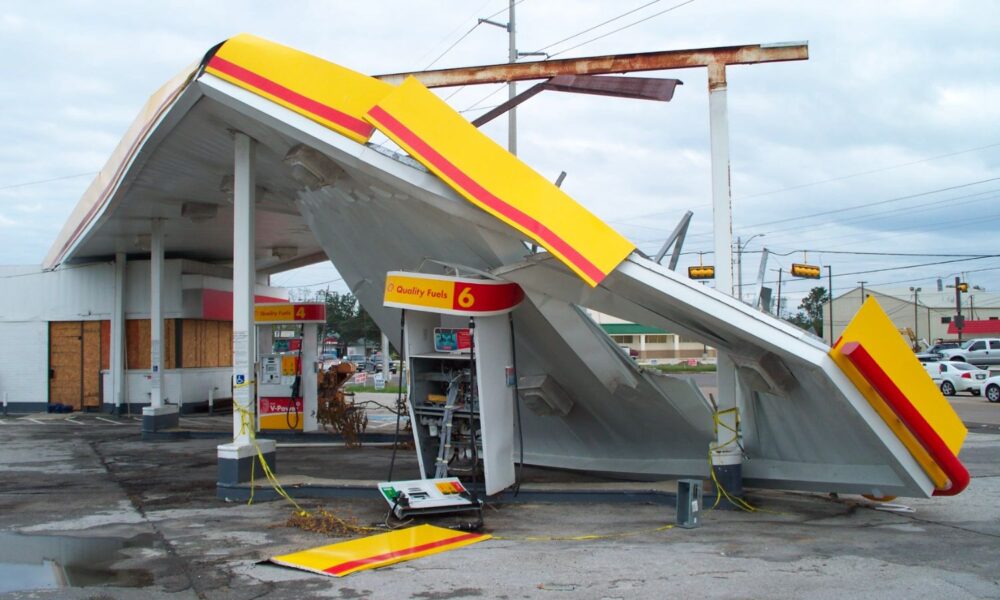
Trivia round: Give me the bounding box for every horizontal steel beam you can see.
[375,42,808,88]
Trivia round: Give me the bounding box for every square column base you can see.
[217,439,277,488]
[142,405,179,432]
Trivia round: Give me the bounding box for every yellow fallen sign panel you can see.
[271,524,490,577]
[205,33,392,144]
[366,77,635,287]
[830,297,967,492]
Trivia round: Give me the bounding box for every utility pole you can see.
[478,1,518,154]
[955,276,964,343]
[776,268,782,317]
[507,0,517,155]
[909,286,922,340]
[858,281,867,306]
[826,265,834,345]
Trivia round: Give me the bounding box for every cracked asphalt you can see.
[0,411,998,599]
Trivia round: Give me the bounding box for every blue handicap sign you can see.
[235,374,245,385]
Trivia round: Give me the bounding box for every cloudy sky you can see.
[1,0,998,314]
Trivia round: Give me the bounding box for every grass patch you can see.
[651,363,717,373]
[344,384,408,394]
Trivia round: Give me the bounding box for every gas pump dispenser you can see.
[253,302,326,432]
[377,271,524,518]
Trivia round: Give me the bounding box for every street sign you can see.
[374,373,386,390]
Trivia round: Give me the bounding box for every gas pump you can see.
[253,302,326,432]
[377,271,524,519]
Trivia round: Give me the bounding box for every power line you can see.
[738,141,1000,201]
[0,171,96,191]
[744,176,1000,230]
[747,187,1000,241]
[424,24,482,70]
[529,0,666,54]
[545,0,699,59]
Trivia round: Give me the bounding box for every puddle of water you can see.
[0,531,153,593]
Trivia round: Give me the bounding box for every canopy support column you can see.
[142,219,178,432]
[708,63,743,506]
[218,132,275,494]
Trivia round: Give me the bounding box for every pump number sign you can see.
[383,271,524,316]
[254,302,326,324]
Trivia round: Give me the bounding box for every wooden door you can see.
[49,321,105,410]
[49,322,84,410]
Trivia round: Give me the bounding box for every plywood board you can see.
[49,321,83,410]
[82,321,101,408]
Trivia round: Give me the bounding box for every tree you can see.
[789,286,829,336]
[322,291,381,354]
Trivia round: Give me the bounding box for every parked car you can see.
[344,353,366,371]
[982,375,1000,403]
[938,338,1000,366]
[365,356,399,374]
[923,360,989,396]
[924,342,960,356]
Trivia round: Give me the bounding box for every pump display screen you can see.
[433,328,471,353]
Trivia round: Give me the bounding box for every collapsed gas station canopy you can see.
[46,34,968,499]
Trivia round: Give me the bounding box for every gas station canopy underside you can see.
[45,35,966,499]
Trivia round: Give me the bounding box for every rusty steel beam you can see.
[375,42,808,88]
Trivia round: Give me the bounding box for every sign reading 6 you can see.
[457,286,475,308]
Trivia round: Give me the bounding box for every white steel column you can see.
[218,131,274,492]
[302,323,319,432]
[111,252,126,414]
[232,132,257,444]
[150,219,164,407]
[708,62,743,498]
[142,219,178,431]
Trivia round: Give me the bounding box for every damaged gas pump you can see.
[378,271,524,520]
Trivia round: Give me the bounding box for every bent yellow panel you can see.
[271,525,490,577]
[205,34,391,144]
[365,77,634,287]
[831,297,967,487]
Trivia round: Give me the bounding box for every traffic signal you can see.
[791,263,822,279]
[957,282,969,293]
[688,265,715,280]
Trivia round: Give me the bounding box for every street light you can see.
[736,233,765,304]
[909,286,922,340]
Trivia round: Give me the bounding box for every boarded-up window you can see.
[125,319,176,370]
[177,319,232,368]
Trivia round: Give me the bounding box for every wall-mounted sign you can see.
[254,302,326,324]
[382,272,524,316]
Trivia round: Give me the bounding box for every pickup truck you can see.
[938,338,1000,366]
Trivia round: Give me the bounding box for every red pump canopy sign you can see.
[254,302,326,324]
[383,271,523,316]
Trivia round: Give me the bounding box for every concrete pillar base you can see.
[142,405,179,432]
[217,440,277,487]
[711,462,744,510]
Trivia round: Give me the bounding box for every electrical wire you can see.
[544,0,699,59]
[0,171,96,191]
[738,141,1000,201]
[743,176,1000,230]
[527,0,666,55]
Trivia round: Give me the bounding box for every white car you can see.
[981,375,1000,403]
[923,360,989,396]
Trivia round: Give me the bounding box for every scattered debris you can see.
[285,508,372,537]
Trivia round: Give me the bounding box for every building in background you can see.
[824,286,1000,345]
[587,311,714,361]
